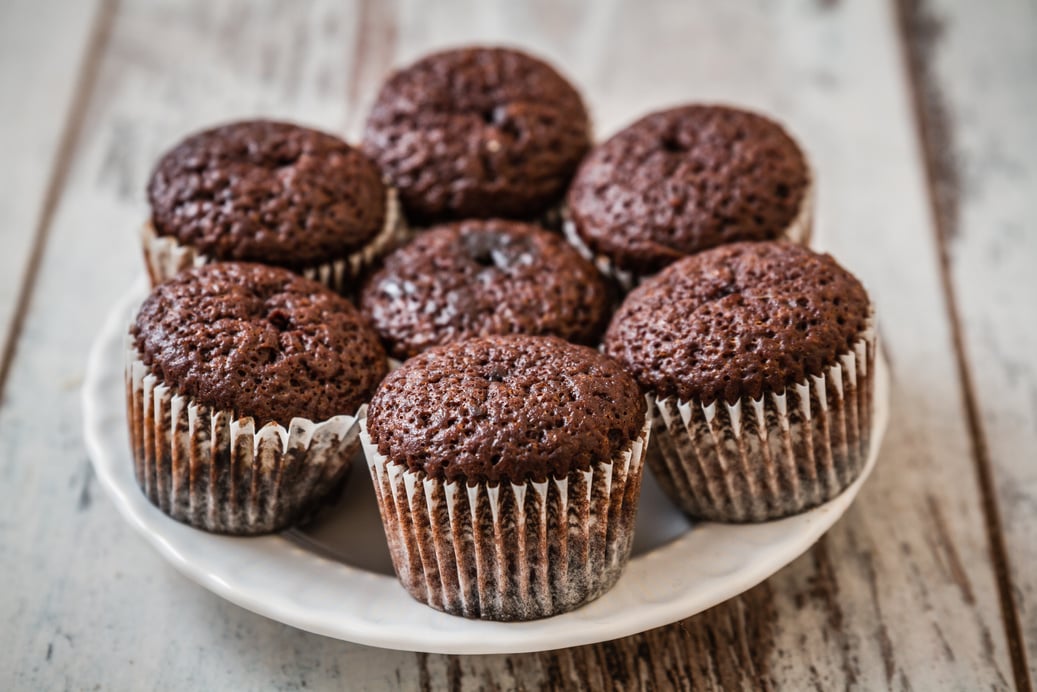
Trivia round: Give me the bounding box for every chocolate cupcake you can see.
[566,105,813,288]
[359,219,610,360]
[361,336,650,620]
[363,47,591,226]
[604,242,874,522]
[143,120,404,292]
[126,262,388,534]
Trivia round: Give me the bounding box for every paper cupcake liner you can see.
[649,318,874,523]
[125,345,362,534]
[141,187,407,292]
[784,173,815,247]
[360,414,651,621]
[561,214,638,293]
[562,175,816,293]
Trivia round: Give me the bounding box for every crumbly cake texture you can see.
[568,105,810,275]
[359,219,611,359]
[604,241,870,406]
[366,335,646,484]
[131,262,387,426]
[363,46,591,224]
[148,120,387,267]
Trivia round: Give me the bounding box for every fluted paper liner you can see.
[649,320,875,522]
[360,414,651,621]
[125,346,361,534]
[141,187,406,291]
[563,176,815,292]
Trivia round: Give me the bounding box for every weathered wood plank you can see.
[0,0,1022,689]
[0,1,414,688]
[387,0,1016,688]
[900,0,1036,685]
[0,0,107,391]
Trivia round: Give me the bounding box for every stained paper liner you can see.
[649,319,875,523]
[563,175,816,292]
[125,345,362,535]
[141,187,407,292]
[360,414,651,621]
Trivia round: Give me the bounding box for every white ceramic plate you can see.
[83,281,889,655]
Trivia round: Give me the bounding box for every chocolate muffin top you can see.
[568,105,809,275]
[148,120,387,268]
[366,336,646,484]
[132,262,388,425]
[603,242,870,405]
[359,219,610,360]
[363,47,591,225]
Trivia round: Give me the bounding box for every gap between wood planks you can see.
[3,1,1024,686]
[894,0,1032,689]
[0,0,119,403]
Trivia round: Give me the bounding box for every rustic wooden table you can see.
[1,0,1033,689]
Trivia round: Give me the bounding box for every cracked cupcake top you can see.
[568,105,809,275]
[148,120,386,268]
[366,336,646,484]
[359,219,610,359]
[132,262,387,425]
[604,242,870,405]
[363,46,591,224]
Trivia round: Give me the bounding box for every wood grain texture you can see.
[0,0,108,392]
[899,0,1036,686]
[387,1,1015,686]
[0,0,1025,689]
[0,1,411,688]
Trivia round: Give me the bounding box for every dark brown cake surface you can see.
[132,262,387,425]
[359,219,610,359]
[366,336,646,484]
[603,242,870,405]
[362,47,591,224]
[568,105,809,275]
[148,120,387,267]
